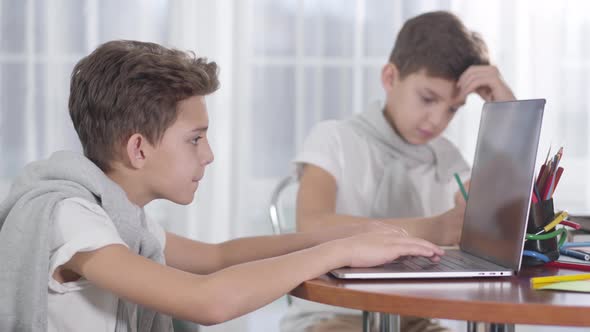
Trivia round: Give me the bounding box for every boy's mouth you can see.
[417,128,434,138]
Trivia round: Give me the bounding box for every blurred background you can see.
[1,0,589,331]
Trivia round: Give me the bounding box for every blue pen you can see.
[559,248,590,261]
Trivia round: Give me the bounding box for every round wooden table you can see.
[290,266,590,331]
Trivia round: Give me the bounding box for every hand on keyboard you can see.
[332,233,444,268]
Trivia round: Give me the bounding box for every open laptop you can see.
[331,99,546,279]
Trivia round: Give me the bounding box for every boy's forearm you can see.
[72,243,346,326]
[298,213,438,243]
[199,241,345,323]
[217,230,343,268]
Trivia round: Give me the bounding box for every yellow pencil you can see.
[534,211,568,235]
[531,273,590,287]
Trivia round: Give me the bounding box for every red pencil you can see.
[545,261,590,272]
[536,164,547,189]
[551,167,564,197]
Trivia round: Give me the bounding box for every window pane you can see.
[363,66,384,106]
[564,2,590,58]
[31,0,87,54]
[562,111,588,158]
[1,64,26,175]
[364,0,397,57]
[50,0,86,54]
[322,67,353,118]
[251,66,295,177]
[561,68,589,158]
[253,0,296,56]
[34,63,47,156]
[99,0,168,45]
[1,0,25,53]
[52,62,81,152]
[303,0,354,57]
[33,0,47,53]
[403,0,451,17]
[303,66,353,131]
[303,67,320,133]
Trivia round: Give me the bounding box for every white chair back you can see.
[268,175,299,235]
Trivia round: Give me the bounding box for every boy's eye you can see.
[191,137,201,145]
[420,96,435,104]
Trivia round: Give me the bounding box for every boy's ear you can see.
[381,62,400,93]
[125,133,151,169]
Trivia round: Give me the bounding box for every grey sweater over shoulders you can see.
[0,151,173,332]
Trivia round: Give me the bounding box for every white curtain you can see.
[0,0,236,245]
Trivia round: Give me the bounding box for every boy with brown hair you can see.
[283,11,515,332]
[0,40,444,332]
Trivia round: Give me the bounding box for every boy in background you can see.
[0,40,444,331]
[283,11,515,332]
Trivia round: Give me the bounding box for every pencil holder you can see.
[522,198,560,266]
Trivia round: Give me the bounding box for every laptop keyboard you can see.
[384,250,501,272]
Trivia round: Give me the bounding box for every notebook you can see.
[331,99,546,279]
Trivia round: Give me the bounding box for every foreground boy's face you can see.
[144,95,214,205]
[384,68,465,145]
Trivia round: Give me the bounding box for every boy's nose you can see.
[201,141,214,165]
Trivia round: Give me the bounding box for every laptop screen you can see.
[460,99,545,270]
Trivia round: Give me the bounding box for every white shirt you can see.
[281,115,470,331]
[295,120,469,217]
[47,197,166,332]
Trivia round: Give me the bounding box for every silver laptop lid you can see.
[460,99,545,271]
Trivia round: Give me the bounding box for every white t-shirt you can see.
[47,197,166,332]
[281,111,470,331]
[294,120,468,218]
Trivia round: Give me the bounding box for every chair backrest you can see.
[268,175,299,306]
[268,175,299,235]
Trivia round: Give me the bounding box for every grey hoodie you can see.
[348,101,470,218]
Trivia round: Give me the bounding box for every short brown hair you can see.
[389,11,489,80]
[69,40,219,171]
